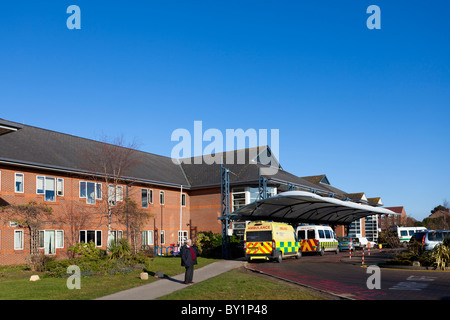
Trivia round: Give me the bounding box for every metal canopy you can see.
[229,190,398,225]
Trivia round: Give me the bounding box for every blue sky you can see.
[0,1,449,220]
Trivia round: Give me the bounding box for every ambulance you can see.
[296,225,339,255]
[244,221,301,263]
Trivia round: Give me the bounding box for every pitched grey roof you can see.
[0,122,189,187]
[0,120,355,196]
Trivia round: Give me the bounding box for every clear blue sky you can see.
[1,1,449,221]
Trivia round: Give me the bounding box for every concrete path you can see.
[96,259,245,300]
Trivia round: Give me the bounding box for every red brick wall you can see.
[189,187,223,237]
[0,165,192,265]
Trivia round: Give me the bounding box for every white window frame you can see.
[79,230,102,247]
[14,173,24,193]
[79,181,102,204]
[148,189,153,204]
[141,230,154,248]
[159,191,165,205]
[160,230,165,245]
[57,178,64,196]
[38,230,63,255]
[108,185,123,206]
[14,229,24,250]
[178,230,188,244]
[181,193,186,207]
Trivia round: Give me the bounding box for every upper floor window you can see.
[79,181,102,204]
[181,193,186,207]
[141,189,153,208]
[108,185,123,206]
[37,176,63,202]
[15,173,24,193]
[159,191,165,205]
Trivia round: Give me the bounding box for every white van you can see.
[394,226,427,244]
[296,225,339,255]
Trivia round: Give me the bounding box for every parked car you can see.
[338,237,356,251]
[353,237,376,249]
[410,230,450,251]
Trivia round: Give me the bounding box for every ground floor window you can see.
[14,230,24,250]
[141,230,154,249]
[108,230,123,246]
[160,230,165,245]
[178,230,188,244]
[80,230,102,247]
[39,230,64,254]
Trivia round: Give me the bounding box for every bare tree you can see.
[58,200,92,257]
[84,134,142,251]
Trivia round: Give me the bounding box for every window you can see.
[14,230,24,250]
[79,181,102,204]
[108,185,123,206]
[108,230,123,246]
[142,189,148,208]
[43,230,55,254]
[96,183,102,200]
[325,230,331,239]
[37,176,60,201]
[44,177,56,202]
[57,178,64,196]
[141,230,154,249]
[37,176,44,194]
[160,230,165,245]
[297,230,306,240]
[159,191,165,205]
[246,231,272,242]
[181,193,186,207]
[15,173,24,193]
[108,185,116,206]
[80,181,86,198]
[178,230,188,244]
[318,230,325,239]
[232,188,246,212]
[79,230,102,247]
[142,189,154,208]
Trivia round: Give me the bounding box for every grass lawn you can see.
[0,257,219,300]
[158,267,335,300]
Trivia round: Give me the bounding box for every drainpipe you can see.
[179,185,183,243]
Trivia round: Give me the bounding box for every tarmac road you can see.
[245,249,450,300]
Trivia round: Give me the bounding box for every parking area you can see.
[245,249,450,300]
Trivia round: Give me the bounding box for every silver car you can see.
[410,230,450,250]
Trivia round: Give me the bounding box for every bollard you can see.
[349,243,351,259]
[362,247,365,265]
[368,243,371,256]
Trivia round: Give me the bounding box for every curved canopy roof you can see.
[229,191,398,225]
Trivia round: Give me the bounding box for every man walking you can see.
[181,239,198,284]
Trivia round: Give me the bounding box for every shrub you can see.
[108,238,131,260]
[68,242,103,259]
[431,236,450,270]
[195,231,243,258]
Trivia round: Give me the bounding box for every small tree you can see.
[58,200,92,258]
[119,198,153,253]
[2,201,52,271]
